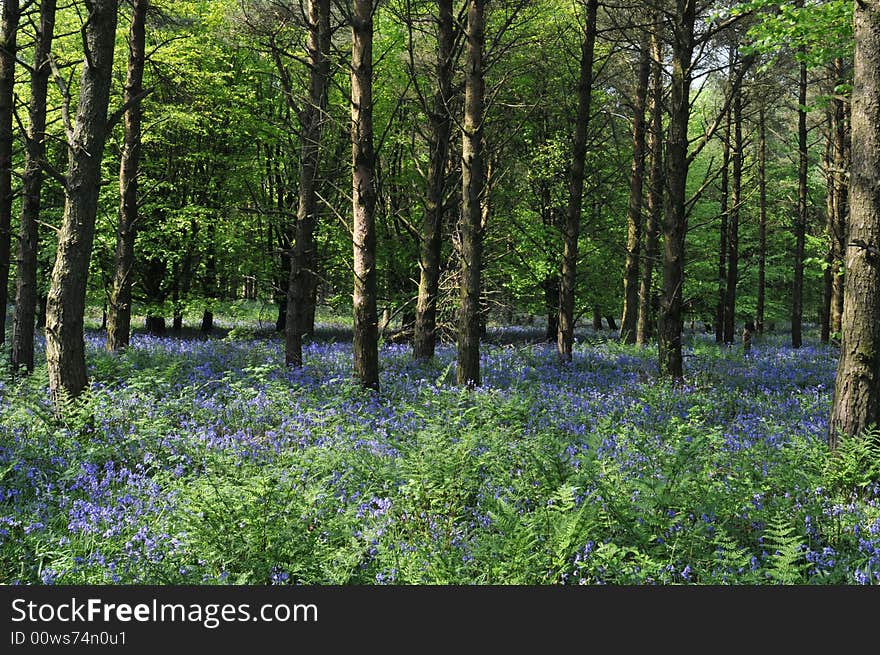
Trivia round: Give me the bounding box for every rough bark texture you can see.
[106,0,149,352]
[830,57,850,338]
[557,0,598,362]
[620,35,651,345]
[11,0,56,373]
[413,0,454,361]
[792,53,808,349]
[756,102,767,335]
[829,2,880,446]
[456,0,485,387]
[351,0,379,390]
[658,0,695,381]
[0,0,19,345]
[637,22,663,348]
[45,0,120,401]
[723,82,742,344]
[286,0,331,367]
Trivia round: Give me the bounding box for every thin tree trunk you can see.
[106,0,149,352]
[822,109,836,344]
[352,0,379,389]
[456,0,485,387]
[286,0,331,367]
[45,0,120,401]
[413,0,454,361]
[620,33,651,345]
[723,79,742,344]
[828,0,880,446]
[557,0,599,362]
[658,0,696,380]
[0,0,19,345]
[831,57,849,338]
[11,0,56,373]
[637,20,663,348]
[792,48,808,349]
[715,101,731,344]
[756,101,767,335]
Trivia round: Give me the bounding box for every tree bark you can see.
[829,0,880,446]
[286,0,331,367]
[830,57,849,338]
[11,0,56,373]
[0,0,19,345]
[620,33,651,345]
[756,101,767,336]
[715,97,731,344]
[723,79,743,344]
[106,0,149,352]
[352,0,379,390]
[658,0,696,380]
[413,0,454,362]
[456,0,485,387]
[45,0,120,401]
[792,46,808,349]
[637,20,663,349]
[557,0,599,361]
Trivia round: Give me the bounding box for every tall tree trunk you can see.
[413,0,454,361]
[557,0,599,361]
[352,0,379,389]
[106,0,149,352]
[0,0,19,345]
[637,20,663,348]
[286,0,331,367]
[792,47,808,349]
[620,33,651,345]
[830,57,849,338]
[45,0,120,401]
[723,80,743,344]
[11,0,56,373]
[822,109,836,343]
[828,1,880,446]
[715,100,731,344]
[457,0,485,387]
[659,0,695,380]
[756,101,767,336]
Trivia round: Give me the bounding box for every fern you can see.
[711,527,754,583]
[763,515,806,585]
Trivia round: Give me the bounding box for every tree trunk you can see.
[352,0,379,390]
[723,79,743,344]
[557,0,599,362]
[637,20,663,349]
[106,0,149,352]
[286,0,331,367]
[831,57,850,338]
[413,0,454,362]
[456,0,485,387]
[828,1,880,446]
[620,33,651,345]
[756,102,767,335]
[792,47,808,349]
[45,0,120,402]
[658,0,696,380]
[822,109,836,344]
[0,0,19,345]
[544,274,559,342]
[715,100,731,344]
[11,0,55,373]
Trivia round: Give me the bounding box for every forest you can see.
[1,0,880,586]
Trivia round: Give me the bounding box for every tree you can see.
[457,0,485,387]
[828,0,880,446]
[0,0,19,345]
[413,0,455,362]
[791,24,807,349]
[45,0,121,401]
[285,0,331,367]
[106,0,150,352]
[557,0,599,362]
[620,30,651,345]
[352,0,379,390]
[11,0,56,373]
